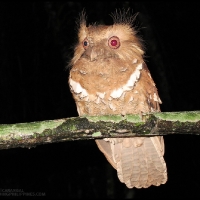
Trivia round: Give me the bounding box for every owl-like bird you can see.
[68,10,167,188]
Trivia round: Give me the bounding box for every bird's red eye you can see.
[82,38,89,49]
[108,36,120,49]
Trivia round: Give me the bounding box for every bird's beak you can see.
[83,44,106,62]
[89,47,98,61]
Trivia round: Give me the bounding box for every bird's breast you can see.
[69,57,143,93]
[69,59,152,116]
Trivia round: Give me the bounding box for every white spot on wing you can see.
[109,102,116,111]
[153,93,162,103]
[147,72,152,78]
[132,58,137,64]
[96,92,105,99]
[94,97,100,104]
[79,70,87,74]
[110,63,143,99]
[69,78,82,93]
[110,88,124,98]
[123,63,142,91]
[129,96,134,102]
[80,88,88,98]
[153,93,159,102]
[69,78,88,98]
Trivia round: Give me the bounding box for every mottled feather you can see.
[69,10,167,188]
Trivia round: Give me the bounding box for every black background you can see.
[1,2,200,199]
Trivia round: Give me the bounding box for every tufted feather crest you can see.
[110,8,139,27]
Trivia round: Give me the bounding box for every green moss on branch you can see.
[0,111,200,150]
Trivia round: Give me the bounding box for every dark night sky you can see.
[1,2,200,199]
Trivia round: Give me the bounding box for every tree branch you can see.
[0,111,200,150]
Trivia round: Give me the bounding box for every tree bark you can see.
[0,111,200,150]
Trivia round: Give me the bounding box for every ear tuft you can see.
[110,8,139,27]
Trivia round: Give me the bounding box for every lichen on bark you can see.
[0,111,200,150]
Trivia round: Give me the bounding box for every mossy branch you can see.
[0,111,200,150]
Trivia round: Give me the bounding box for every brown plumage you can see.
[68,10,167,188]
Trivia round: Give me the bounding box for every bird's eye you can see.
[108,36,120,49]
[82,38,89,49]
